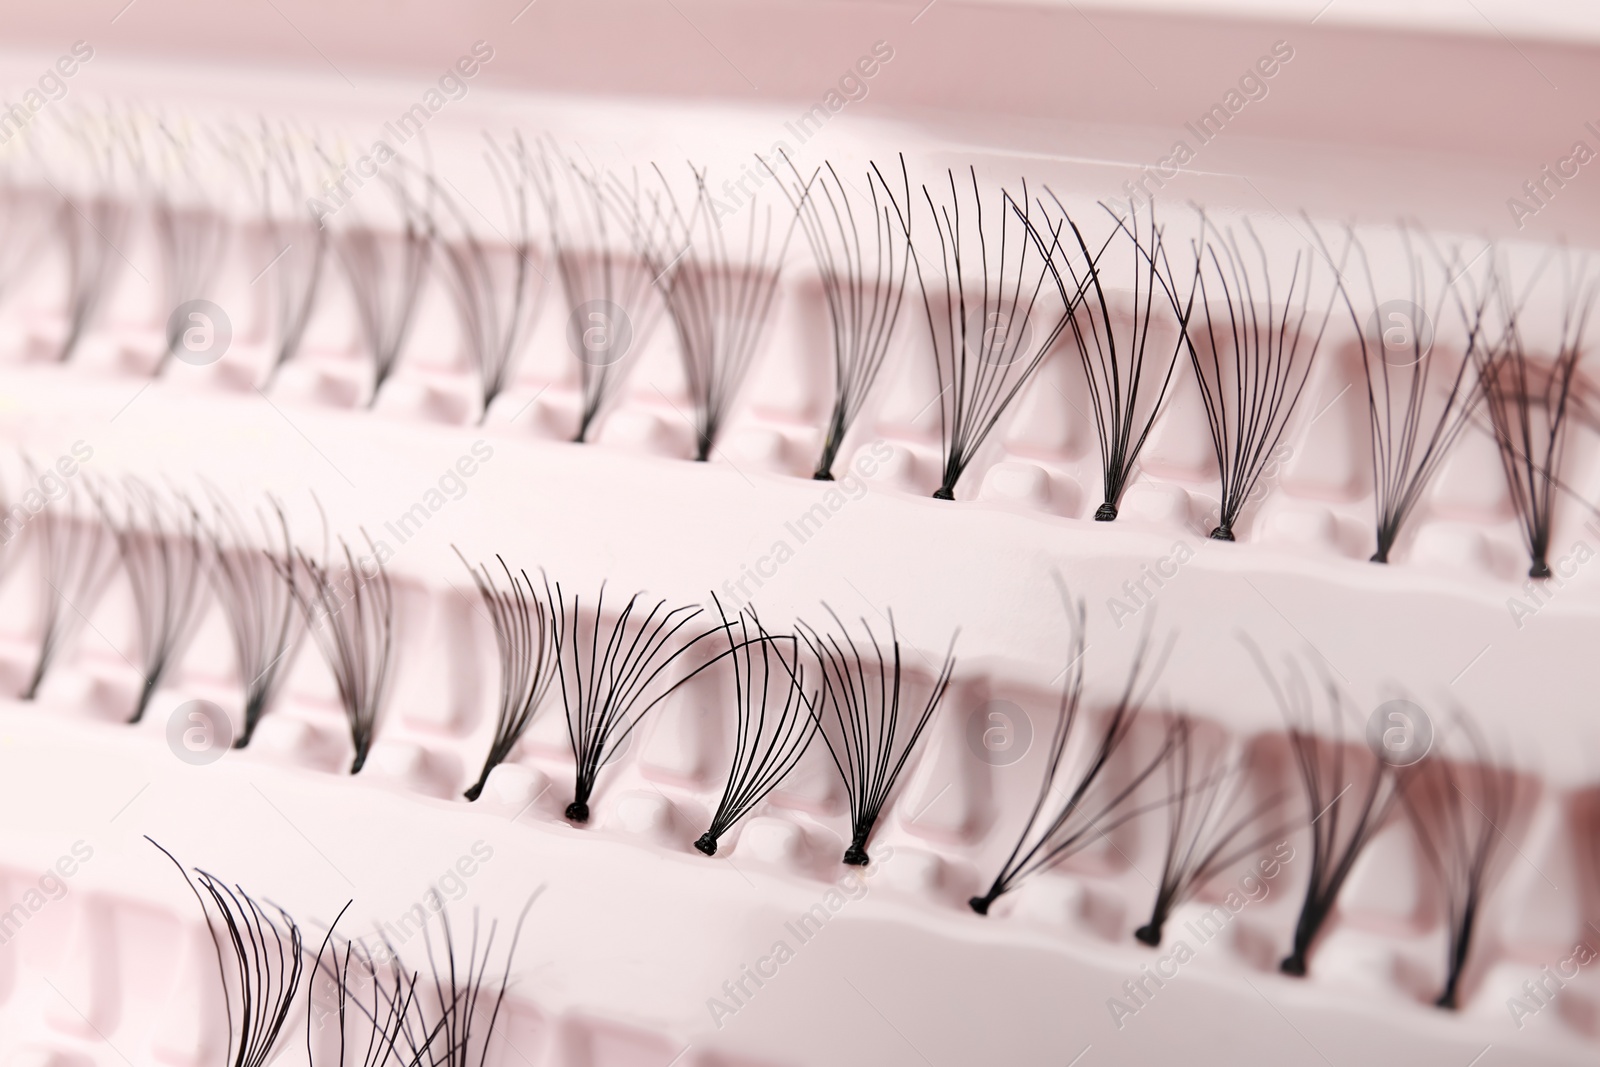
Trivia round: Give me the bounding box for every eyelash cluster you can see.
[148,838,530,1067]
[2,472,1528,1014]
[7,113,1596,579]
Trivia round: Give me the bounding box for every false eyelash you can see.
[257,123,329,386]
[765,152,910,481]
[19,470,117,700]
[970,600,1172,914]
[56,193,129,362]
[1169,217,1329,541]
[545,579,724,823]
[1041,196,1184,521]
[1135,716,1290,946]
[695,601,819,856]
[203,492,303,748]
[308,911,428,1067]
[628,161,796,461]
[878,161,1079,500]
[147,838,305,1067]
[283,535,395,774]
[1245,640,1402,977]
[455,549,558,801]
[1472,256,1597,579]
[797,606,956,866]
[139,123,230,375]
[384,894,531,1067]
[91,477,211,724]
[1401,717,1522,1009]
[50,124,132,363]
[431,134,547,424]
[327,156,435,407]
[1314,224,1488,563]
[535,148,662,443]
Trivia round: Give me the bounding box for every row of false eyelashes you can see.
[7,117,1600,576]
[0,475,1538,1015]
[147,838,531,1067]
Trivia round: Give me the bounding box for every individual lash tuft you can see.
[766,152,910,481]
[384,894,532,1067]
[326,155,435,407]
[91,476,212,724]
[624,160,797,461]
[283,533,395,774]
[1135,716,1289,946]
[535,145,662,443]
[431,134,547,423]
[1038,196,1186,521]
[1248,641,1403,977]
[546,579,725,822]
[971,600,1174,914]
[1165,217,1332,541]
[1401,717,1523,1009]
[254,122,329,386]
[50,112,133,363]
[457,549,558,801]
[203,492,303,748]
[136,119,231,376]
[306,906,427,1067]
[19,468,118,700]
[148,838,305,1067]
[696,601,819,856]
[879,161,1083,500]
[798,606,955,866]
[1312,224,1487,563]
[1472,255,1596,579]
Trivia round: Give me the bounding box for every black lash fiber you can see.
[1472,256,1597,579]
[765,152,910,481]
[1037,195,1187,521]
[281,534,395,774]
[431,134,546,424]
[797,606,956,866]
[326,154,435,407]
[254,122,329,386]
[148,838,305,1067]
[695,601,819,856]
[19,466,117,700]
[1165,217,1333,541]
[876,159,1082,500]
[1135,716,1290,946]
[1312,224,1489,564]
[1400,718,1523,1010]
[307,906,428,1067]
[456,549,558,801]
[203,492,303,748]
[90,476,212,724]
[134,120,230,376]
[1247,642,1403,977]
[626,161,797,461]
[547,579,733,822]
[381,894,532,1067]
[51,115,133,363]
[535,146,662,443]
[970,600,1174,915]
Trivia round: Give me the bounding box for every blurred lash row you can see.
[0,113,1594,575]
